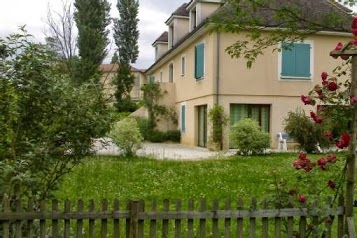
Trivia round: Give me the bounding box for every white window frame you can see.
[277,40,314,81]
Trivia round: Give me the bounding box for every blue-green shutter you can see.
[281,43,310,78]
[149,75,155,83]
[195,43,204,79]
[181,105,186,132]
[295,44,311,77]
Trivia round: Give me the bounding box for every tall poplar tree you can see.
[74,0,111,84]
[113,0,140,112]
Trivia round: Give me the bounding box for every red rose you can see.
[335,42,343,51]
[328,180,336,189]
[326,154,337,163]
[310,111,322,123]
[298,153,307,160]
[336,132,350,149]
[301,95,312,105]
[321,72,328,81]
[317,158,327,166]
[328,81,338,91]
[298,194,306,203]
[336,140,345,149]
[351,39,357,45]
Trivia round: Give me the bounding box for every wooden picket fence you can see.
[0,196,345,238]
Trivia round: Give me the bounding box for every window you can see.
[230,104,270,132]
[181,56,186,76]
[169,63,174,83]
[155,46,158,61]
[181,104,186,132]
[149,75,155,84]
[160,71,163,82]
[195,43,204,79]
[190,8,197,31]
[280,42,312,79]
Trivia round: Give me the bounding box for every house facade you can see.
[145,0,353,149]
[100,64,146,103]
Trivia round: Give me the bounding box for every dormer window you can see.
[169,25,174,49]
[155,46,158,61]
[190,8,197,31]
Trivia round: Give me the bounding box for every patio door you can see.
[197,105,207,147]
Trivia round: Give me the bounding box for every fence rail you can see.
[0,196,345,238]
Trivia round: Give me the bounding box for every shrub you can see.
[284,108,329,153]
[133,117,151,140]
[109,117,143,157]
[147,130,166,143]
[164,130,181,142]
[230,118,270,155]
[208,104,228,150]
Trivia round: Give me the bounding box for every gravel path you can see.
[94,138,236,160]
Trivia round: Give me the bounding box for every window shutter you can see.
[281,42,311,78]
[281,43,296,77]
[195,43,204,79]
[149,75,155,84]
[181,105,186,132]
[295,44,311,77]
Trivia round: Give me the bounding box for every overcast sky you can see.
[0,0,187,69]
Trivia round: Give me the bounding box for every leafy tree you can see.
[209,0,352,68]
[111,52,119,64]
[0,30,112,201]
[74,0,111,84]
[113,0,139,112]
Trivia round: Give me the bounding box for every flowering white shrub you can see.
[109,117,143,157]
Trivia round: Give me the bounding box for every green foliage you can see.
[113,0,139,65]
[146,130,166,143]
[109,117,143,157]
[145,130,181,143]
[112,0,139,110]
[74,0,111,84]
[284,109,330,153]
[164,130,181,142]
[133,117,151,140]
[0,30,112,201]
[208,104,228,150]
[230,118,270,155]
[141,83,177,131]
[113,64,137,112]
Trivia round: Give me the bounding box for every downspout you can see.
[215,31,221,104]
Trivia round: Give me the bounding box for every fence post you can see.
[127,200,141,238]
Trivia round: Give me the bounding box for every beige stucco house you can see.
[100,64,146,103]
[145,0,353,149]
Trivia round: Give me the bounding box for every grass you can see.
[51,152,355,237]
[54,152,349,205]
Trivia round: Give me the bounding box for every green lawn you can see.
[52,152,355,237]
[54,152,349,205]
